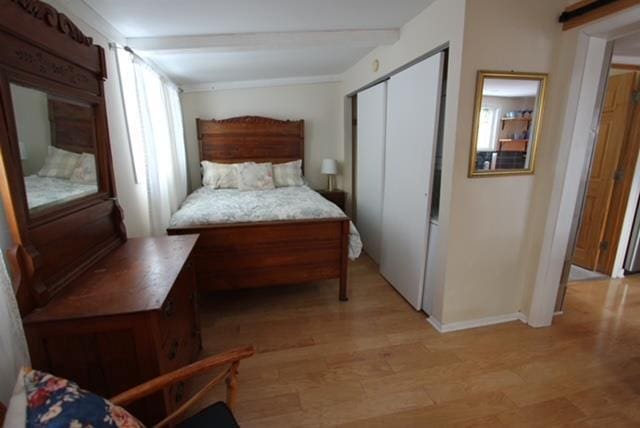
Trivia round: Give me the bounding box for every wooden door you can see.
[380,52,443,310]
[573,73,635,270]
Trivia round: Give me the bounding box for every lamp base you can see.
[327,175,335,191]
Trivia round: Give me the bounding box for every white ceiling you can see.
[83,0,434,87]
[483,78,540,98]
[147,47,372,85]
[85,0,433,37]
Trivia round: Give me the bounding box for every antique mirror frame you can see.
[0,0,126,314]
[468,71,548,177]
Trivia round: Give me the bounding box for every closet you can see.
[355,52,444,311]
[356,82,387,263]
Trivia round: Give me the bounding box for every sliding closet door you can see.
[380,53,444,310]
[356,82,387,263]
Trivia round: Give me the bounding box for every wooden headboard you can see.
[197,116,304,170]
[48,98,97,154]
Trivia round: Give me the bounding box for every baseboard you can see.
[426,316,444,332]
[426,312,526,333]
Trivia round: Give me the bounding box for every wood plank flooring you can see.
[194,255,640,427]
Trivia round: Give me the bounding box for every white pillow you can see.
[70,153,97,184]
[273,159,304,187]
[236,162,275,191]
[38,146,81,179]
[201,161,238,188]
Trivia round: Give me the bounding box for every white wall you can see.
[441,0,565,324]
[180,82,342,190]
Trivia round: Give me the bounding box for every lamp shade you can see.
[321,158,338,175]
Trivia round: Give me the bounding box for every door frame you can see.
[528,6,640,327]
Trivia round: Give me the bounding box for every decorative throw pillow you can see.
[6,368,143,427]
[38,147,81,179]
[70,153,97,184]
[201,161,238,188]
[273,160,304,187]
[236,162,275,191]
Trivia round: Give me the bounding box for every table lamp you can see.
[321,158,338,191]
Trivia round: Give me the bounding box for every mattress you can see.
[169,185,362,259]
[24,175,97,211]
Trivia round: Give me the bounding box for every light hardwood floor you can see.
[196,255,640,427]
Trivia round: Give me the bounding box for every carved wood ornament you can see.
[10,0,93,45]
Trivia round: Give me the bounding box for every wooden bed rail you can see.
[110,345,255,427]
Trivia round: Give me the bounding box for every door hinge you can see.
[600,240,610,252]
[614,169,624,181]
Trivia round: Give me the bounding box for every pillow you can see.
[70,153,97,184]
[7,367,143,427]
[236,162,275,191]
[201,161,238,188]
[273,160,304,187]
[38,147,81,179]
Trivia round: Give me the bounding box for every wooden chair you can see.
[111,345,255,428]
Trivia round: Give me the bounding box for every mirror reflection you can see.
[10,83,99,212]
[469,72,547,176]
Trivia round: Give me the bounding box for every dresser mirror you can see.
[469,71,547,177]
[10,83,99,213]
[0,0,126,314]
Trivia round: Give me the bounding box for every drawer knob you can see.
[168,339,179,360]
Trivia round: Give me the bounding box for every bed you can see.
[25,175,97,210]
[26,97,98,211]
[167,116,358,300]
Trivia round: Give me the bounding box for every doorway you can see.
[570,59,640,281]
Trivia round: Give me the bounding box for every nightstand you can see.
[316,189,346,211]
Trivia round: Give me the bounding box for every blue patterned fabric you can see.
[23,368,143,427]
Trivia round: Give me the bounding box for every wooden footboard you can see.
[167,218,350,301]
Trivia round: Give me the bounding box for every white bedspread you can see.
[169,185,362,259]
[24,175,97,210]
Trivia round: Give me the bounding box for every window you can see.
[114,47,187,235]
[476,106,499,151]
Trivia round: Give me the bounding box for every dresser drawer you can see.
[157,262,198,371]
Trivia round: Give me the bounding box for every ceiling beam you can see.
[126,29,399,53]
[180,74,342,93]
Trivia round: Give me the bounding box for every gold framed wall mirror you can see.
[468,71,547,177]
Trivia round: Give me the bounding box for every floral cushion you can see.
[8,368,143,427]
[70,153,97,184]
[201,161,239,189]
[273,160,304,187]
[235,162,275,191]
[38,147,82,179]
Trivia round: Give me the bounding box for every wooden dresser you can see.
[23,235,201,425]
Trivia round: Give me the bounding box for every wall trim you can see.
[612,55,640,66]
[426,310,565,333]
[180,74,341,93]
[426,312,526,333]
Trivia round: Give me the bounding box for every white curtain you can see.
[116,48,188,235]
[0,255,29,404]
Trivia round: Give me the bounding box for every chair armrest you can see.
[110,345,254,407]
